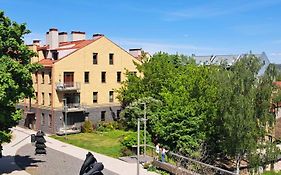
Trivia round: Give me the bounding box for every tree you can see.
[205,55,278,173]
[0,11,41,147]
[118,53,219,157]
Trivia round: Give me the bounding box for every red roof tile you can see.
[38,59,54,68]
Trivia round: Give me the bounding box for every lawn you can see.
[51,130,132,158]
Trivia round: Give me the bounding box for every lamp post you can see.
[137,118,140,175]
[63,98,68,139]
[143,103,147,156]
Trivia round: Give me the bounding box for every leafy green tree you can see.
[0,11,41,147]
[118,53,219,157]
[206,55,277,173]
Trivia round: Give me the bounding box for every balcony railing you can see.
[56,82,81,91]
[63,103,85,112]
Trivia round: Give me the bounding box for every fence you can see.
[135,144,238,175]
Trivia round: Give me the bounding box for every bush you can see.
[81,120,94,133]
[121,130,152,148]
[120,147,134,156]
[96,121,125,132]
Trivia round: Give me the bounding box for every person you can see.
[155,143,160,154]
[161,147,168,162]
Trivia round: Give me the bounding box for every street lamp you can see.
[137,102,147,175]
[137,118,140,175]
[142,103,147,156]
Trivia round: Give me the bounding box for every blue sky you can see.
[1,0,281,63]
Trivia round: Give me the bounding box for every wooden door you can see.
[64,72,74,87]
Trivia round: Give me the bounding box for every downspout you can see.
[51,65,55,133]
[36,71,40,131]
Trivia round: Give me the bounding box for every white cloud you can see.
[164,0,281,20]
[114,38,222,55]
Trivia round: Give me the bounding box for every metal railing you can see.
[56,82,81,91]
[167,152,238,175]
[63,103,85,112]
[134,144,237,175]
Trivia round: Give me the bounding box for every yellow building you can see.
[20,28,141,134]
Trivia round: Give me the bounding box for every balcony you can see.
[56,82,80,91]
[63,103,86,112]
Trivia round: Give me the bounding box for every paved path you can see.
[16,143,117,175]
[0,127,158,175]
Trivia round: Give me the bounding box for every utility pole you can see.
[137,118,140,175]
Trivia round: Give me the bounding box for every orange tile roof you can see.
[37,36,103,51]
[38,59,54,68]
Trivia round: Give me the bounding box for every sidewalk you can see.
[1,127,158,175]
[0,127,34,175]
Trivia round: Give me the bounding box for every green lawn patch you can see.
[51,130,132,158]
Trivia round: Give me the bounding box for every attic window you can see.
[52,51,58,60]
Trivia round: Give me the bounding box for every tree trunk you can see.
[236,156,240,175]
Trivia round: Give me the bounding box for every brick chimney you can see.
[92,33,104,40]
[48,28,59,49]
[71,31,86,41]
[129,48,142,58]
[33,39,40,46]
[58,32,68,43]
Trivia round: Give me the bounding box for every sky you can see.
[1,0,281,63]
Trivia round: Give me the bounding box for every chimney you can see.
[46,31,50,45]
[71,31,86,41]
[59,32,68,43]
[49,28,59,49]
[33,39,40,46]
[92,33,104,40]
[129,48,142,58]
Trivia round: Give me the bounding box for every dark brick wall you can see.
[18,104,122,134]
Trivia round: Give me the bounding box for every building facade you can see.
[19,28,141,134]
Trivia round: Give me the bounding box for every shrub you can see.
[81,120,94,133]
[120,147,134,156]
[121,131,152,148]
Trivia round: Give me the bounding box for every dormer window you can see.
[52,51,58,60]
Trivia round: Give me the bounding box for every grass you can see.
[262,171,281,175]
[51,130,132,158]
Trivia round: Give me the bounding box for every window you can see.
[42,72,45,84]
[93,92,98,103]
[48,114,52,127]
[49,93,52,106]
[52,51,58,60]
[101,72,106,83]
[42,93,45,105]
[41,113,45,125]
[109,53,114,65]
[129,71,137,76]
[93,53,98,64]
[48,71,52,84]
[109,91,114,102]
[117,110,121,119]
[35,72,38,83]
[35,92,38,104]
[84,72,89,83]
[101,111,106,121]
[117,72,121,83]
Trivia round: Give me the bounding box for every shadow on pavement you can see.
[0,155,44,174]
